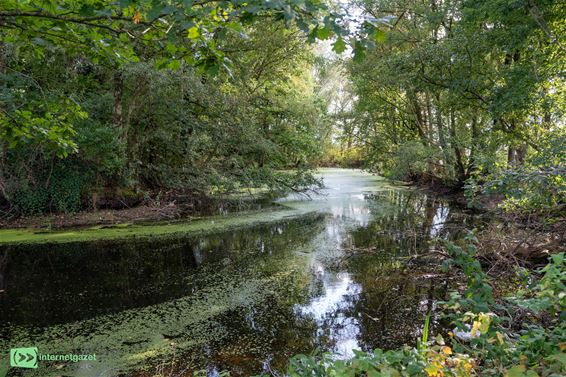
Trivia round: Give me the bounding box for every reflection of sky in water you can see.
[283,171,454,360]
[278,170,382,227]
[328,202,372,227]
[285,171,388,359]
[200,177,457,374]
[295,265,362,358]
[430,204,449,238]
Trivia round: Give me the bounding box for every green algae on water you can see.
[0,229,315,376]
[0,206,317,245]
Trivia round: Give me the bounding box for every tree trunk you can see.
[0,42,9,203]
[507,147,517,167]
[506,119,527,167]
[468,114,479,176]
[516,144,527,164]
[112,70,124,139]
[409,91,428,145]
[425,92,434,143]
[449,109,466,183]
[435,93,451,171]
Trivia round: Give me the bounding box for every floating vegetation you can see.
[0,207,317,246]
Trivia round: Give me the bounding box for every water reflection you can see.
[0,169,478,376]
[0,216,323,327]
[431,204,450,238]
[295,267,362,358]
[283,174,468,362]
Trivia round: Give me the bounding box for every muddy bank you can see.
[408,181,566,268]
[0,203,183,229]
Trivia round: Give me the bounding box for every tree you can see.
[345,0,565,187]
[0,15,331,213]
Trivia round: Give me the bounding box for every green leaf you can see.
[167,59,181,70]
[165,43,178,55]
[148,5,164,20]
[188,26,201,40]
[206,63,220,75]
[353,41,366,62]
[332,36,347,54]
[374,29,386,43]
[505,365,526,377]
[296,19,309,33]
[316,26,333,40]
[161,5,177,15]
[547,352,566,365]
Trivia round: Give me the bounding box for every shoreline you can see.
[0,205,323,246]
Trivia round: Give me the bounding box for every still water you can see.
[0,169,478,376]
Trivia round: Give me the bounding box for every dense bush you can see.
[12,187,49,216]
[11,163,85,215]
[389,141,440,182]
[465,130,566,214]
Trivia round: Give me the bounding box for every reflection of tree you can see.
[0,216,323,326]
[344,255,447,351]
[151,220,327,376]
[0,215,325,376]
[349,190,460,256]
[339,190,459,351]
[0,247,7,303]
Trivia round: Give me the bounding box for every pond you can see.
[0,169,479,376]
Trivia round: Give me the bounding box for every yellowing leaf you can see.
[133,10,142,24]
[188,26,201,39]
[496,331,505,344]
[425,363,443,377]
[470,321,481,338]
[519,354,528,365]
[477,313,491,334]
[505,365,526,377]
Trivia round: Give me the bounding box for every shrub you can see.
[49,167,84,213]
[10,163,86,215]
[389,141,439,181]
[12,187,50,216]
[465,130,566,214]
